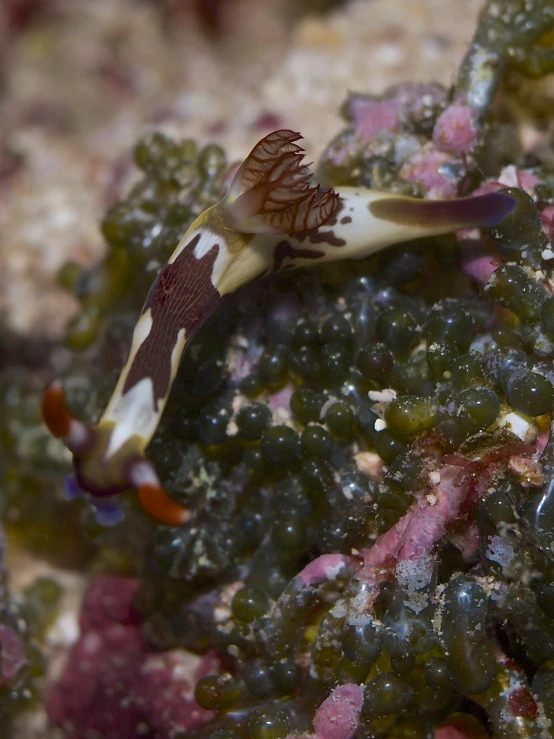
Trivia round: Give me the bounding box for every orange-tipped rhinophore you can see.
[41,381,190,526]
[137,483,191,527]
[41,380,73,439]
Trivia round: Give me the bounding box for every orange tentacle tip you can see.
[137,483,191,526]
[41,380,72,439]
[129,457,190,526]
[41,380,91,454]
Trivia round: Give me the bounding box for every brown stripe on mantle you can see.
[123,234,221,404]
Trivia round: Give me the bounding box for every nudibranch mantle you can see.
[41,129,516,525]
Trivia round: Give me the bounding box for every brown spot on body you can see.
[307,229,346,247]
[123,234,221,403]
[295,226,347,249]
[340,216,352,224]
[272,240,324,273]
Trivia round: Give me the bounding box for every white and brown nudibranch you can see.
[41,130,515,525]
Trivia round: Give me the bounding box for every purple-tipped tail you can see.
[370,191,516,231]
[471,192,517,229]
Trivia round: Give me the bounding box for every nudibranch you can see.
[42,130,515,526]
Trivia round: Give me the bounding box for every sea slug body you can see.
[41,130,515,524]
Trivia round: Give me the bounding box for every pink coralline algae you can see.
[319,82,487,199]
[434,714,488,739]
[283,684,364,739]
[398,148,458,199]
[351,463,476,616]
[296,553,358,587]
[432,103,479,156]
[313,683,364,739]
[349,439,539,622]
[396,99,480,196]
[346,97,402,142]
[318,82,448,179]
[48,575,218,739]
[345,84,447,141]
[0,624,27,685]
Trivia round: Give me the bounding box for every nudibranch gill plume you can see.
[41,129,515,525]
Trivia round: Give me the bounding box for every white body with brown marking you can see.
[41,130,515,524]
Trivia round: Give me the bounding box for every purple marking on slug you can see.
[122,234,221,404]
[272,240,324,273]
[369,192,516,230]
[63,474,81,500]
[92,500,125,527]
[65,472,125,518]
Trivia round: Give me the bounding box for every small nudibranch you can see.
[42,129,515,526]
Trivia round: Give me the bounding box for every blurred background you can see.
[0,0,485,338]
